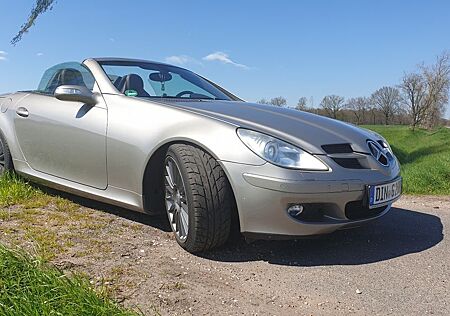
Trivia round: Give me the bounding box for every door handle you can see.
[16,107,29,118]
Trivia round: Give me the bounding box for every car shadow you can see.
[34,185,443,266]
[37,186,172,232]
[201,207,444,266]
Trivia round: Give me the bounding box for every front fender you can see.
[103,95,265,195]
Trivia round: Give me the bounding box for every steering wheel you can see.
[175,90,194,98]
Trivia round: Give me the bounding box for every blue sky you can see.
[1,0,449,118]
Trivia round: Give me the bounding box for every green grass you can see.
[0,245,138,316]
[0,173,45,208]
[363,125,450,195]
[0,174,138,315]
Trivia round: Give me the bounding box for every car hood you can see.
[168,100,378,155]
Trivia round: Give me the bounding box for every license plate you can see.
[368,178,402,208]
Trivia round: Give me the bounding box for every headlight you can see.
[237,129,329,171]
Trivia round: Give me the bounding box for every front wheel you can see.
[164,144,233,253]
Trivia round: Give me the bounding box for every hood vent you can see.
[321,143,353,154]
[332,157,365,169]
[321,143,367,169]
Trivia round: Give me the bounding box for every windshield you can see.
[98,60,235,101]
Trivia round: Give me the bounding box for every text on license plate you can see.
[369,179,402,208]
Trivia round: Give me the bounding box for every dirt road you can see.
[1,195,449,315]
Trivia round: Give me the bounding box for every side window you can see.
[36,62,96,95]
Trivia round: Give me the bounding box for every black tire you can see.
[0,131,14,176]
[164,144,233,253]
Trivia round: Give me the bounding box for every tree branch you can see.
[11,0,56,45]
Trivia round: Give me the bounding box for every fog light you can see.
[287,204,304,217]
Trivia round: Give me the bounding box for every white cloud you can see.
[0,51,7,61]
[36,52,44,57]
[164,55,203,67]
[165,55,190,65]
[203,51,249,69]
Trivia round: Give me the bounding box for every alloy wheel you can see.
[164,156,189,241]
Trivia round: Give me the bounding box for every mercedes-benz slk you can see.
[0,58,402,252]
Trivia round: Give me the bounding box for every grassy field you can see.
[0,174,138,316]
[363,125,450,195]
[0,245,137,316]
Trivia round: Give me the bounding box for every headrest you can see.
[121,74,144,92]
[58,68,86,86]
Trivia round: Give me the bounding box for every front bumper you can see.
[220,159,400,238]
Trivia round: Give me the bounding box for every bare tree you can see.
[309,96,314,108]
[421,53,450,129]
[400,72,427,130]
[320,95,345,119]
[400,53,450,129]
[257,98,270,105]
[12,0,56,45]
[371,87,400,125]
[270,96,287,107]
[346,97,369,124]
[368,102,378,125]
[296,97,308,110]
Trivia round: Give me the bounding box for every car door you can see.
[14,62,108,189]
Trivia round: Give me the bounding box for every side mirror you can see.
[54,85,97,105]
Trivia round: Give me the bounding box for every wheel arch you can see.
[0,126,15,172]
[141,138,240,234]
[0,114,18,171]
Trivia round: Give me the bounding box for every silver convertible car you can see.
[0,58,402,252]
